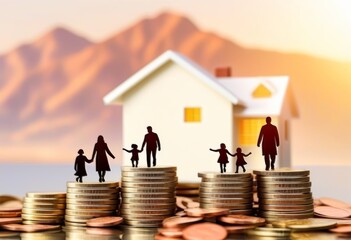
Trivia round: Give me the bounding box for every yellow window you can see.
[184,107,201,122]
[252,84,272,98]
[238,118,266,145]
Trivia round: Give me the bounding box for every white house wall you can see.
[121,61,234,182]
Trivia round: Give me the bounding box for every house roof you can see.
[103,50,241,105]
[218,76,293,117]
[104,50,296,117]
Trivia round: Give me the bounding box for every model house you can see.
[104,50,297,182]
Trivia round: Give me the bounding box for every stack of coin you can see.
[176,182,200,202]
[22,192,66,225]
[254,169,314,222]
[198,172,253,215]
[65,182,119,227]
[120,166,177,227]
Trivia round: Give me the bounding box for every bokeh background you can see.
[1,0,351,200]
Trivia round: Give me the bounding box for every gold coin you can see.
[122,166,176,172]
[200,198,252,204]
[65,215,91,223]
[259,204,314,211]
[26,193,66,198]
[121,187,175,193]
[121,198,176,204]
[65,209,114,216]
[120,209,175,215]
[121,181,177,188]
[199,187,251,193]
[200,192,253,199]
[22,209,65,215]
[253,169,309,176]
[198,172,252,179]
[256,176,310,182]
[246,227,291,237]
[120,203,176,209]
[23,203,66,210]
[260,198,313,205]
[122,172,176,178]
[22,219,63,225]
[21,214,64,221]
[64,221,87,227]
[24,198,66,204]
[257,192,312,199]
[200,203,252,209]
[66,193,118,199]
[228,209,254,215]
[200,182,253,188]
[65,198,118,205]
[257,182,311,188]
[200,177,251,183]
[122,176,178,182]
[66,182,119,188]
[67,188,118,194]
[123,219,163,227]
[121,192,174,198]
[271,218,337,231]
[122,214,170,221]
[258,188,311,194]
[66,204,117,211]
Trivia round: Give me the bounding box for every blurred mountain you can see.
[1,12,351,164]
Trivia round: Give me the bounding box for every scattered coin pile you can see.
[120,166,177,227]
[314,197,351,219]
[176,182,200,202]
[65,182,119,227]
[65,226,122,240]
[22,192,66,225]
[198,172,253,215]
[254,169,314,222]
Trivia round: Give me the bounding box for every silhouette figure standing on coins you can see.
[123,144,143,168]
[141,126,161,167]
[74,149,91,182]
[257,116,280,171]
[232,148,251,173]
[210,143,235,173]
[91,135,115,182]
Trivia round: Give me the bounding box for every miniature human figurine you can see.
[74,149,91,182]
[232,148,251,173]
[91,135,115,182]
[257,116,280,171]
[141,126,161,167]
[123,144,143,167]
[210,143,235,173]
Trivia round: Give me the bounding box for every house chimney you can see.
[215,67,231,77]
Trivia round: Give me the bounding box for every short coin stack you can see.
[65,182,119,227]
[22,192,66,225]
[176,182,200,202]
[254,169,314,222]
[198,172,253,215]
[120,166,177,227]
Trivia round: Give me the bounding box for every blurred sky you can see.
[1,0,351,61]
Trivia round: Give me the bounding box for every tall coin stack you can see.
[22,192,66,225]
[65,182,119,227]
[254,169,314,222]
[198,172,254,215]
[120,166,177,227]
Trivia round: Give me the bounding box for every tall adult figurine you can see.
[257,116,280,171]
[91,135,115,182]
[141,126,161,167]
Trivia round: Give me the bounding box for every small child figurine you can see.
[210,143,235,173]
[74,149,91,182]
[233,148,251,173]
[123,144,142,167]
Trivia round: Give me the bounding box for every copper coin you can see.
[330,225,351,233]
[314,206,350,218]
[182,222,227,240]
[0,207,22,212]
[0,212,21,218]
[185,208,229,218]
[1,223,60,232]
[0,217,22,225]
[162,216,203,228]
[86,216,123,227]
[224,225,257,233]
[176,197,194,209]
[218,215,266,225]
[158,227,184,237]
[86,227,123,236]
[155,233,183,240]
[175,211,187,217]
[319,197,351,209]
[314,198,322,206]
